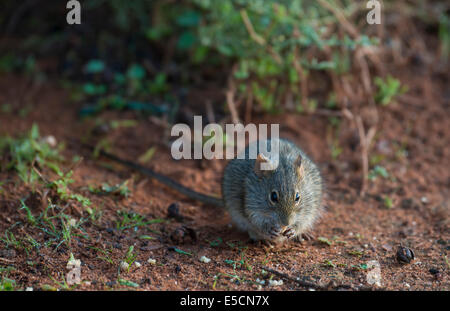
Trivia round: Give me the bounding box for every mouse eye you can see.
[269,191,279,204]
[295,192,300,203]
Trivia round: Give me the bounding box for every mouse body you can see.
[222,138,323,244]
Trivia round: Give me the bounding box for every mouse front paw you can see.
[282,227,296,239]
[268,226,282,239]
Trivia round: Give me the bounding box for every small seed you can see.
[396,246,415,264]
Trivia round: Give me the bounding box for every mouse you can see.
[80,137,323,245]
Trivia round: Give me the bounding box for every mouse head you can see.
[245,152,305,232]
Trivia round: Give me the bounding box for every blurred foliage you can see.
[0,0,446,117]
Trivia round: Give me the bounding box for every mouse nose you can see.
[280,213,293,227]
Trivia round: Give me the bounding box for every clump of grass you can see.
[124,245,138,268]
[368,165,389,181]
[0,124,62,184]
[89,246,114,265]
[224,249,253,272]
[88,180,131,198]
[317,237,332,246]
[384,196,394,209]
[115,210,164,231]
[0,278,16,291]
[47,170,91,208]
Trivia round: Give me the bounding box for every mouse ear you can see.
[295,155,304,177]
[254,153,273,177]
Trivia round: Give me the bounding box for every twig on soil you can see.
[260,266,326,290]
[0,257,15,263]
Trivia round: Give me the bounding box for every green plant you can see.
[149,0,379,113]
[89,180,131,198]
[368,165,389,181]
[0,124,62,184]
[115,210,164,231]
[47,170,92,207]
[374,75,408,106]
[0,278,16,291]
[124,245,138,268]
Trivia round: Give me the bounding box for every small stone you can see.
[106,280,116,287]
[170,226,197,244]
[167,203,184,221]
[420,197,429,204]
[199,256,211,263]
[400,198,417,209]
[25,287,33,291]
[134,261,142,268]
[120,261,129,270]
[147,258,156,265]
[67,256,81,270]
[429,268,439,275]
[268,279,283,287]
[382,244,393,252]
[44,135,57,147]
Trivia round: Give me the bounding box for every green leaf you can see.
[126,64,146,80]
[84,60,105,74]
[176,10,201,27]
[118,279,139,288]
[172,247,192,256]
[177,31,196,50]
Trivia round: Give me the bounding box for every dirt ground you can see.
[0,54,449,291]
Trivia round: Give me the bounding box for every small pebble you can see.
[134,261,142,268]
[67,257,81,269]
[429,268,439,275]
[147,258,156,265]
[25,287,33,291]
[199,256,211,263]
[120,261,129,270]
[268,279,283,287]
[44,135,57,147]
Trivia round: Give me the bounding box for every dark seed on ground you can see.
[429,268,439,275]
[396,246,415,264]
[167,202,184,221]
[170,226,197,244]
